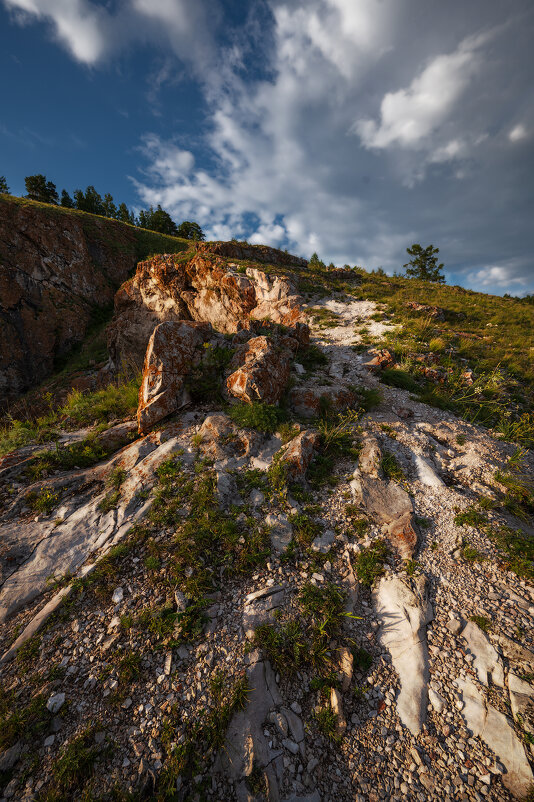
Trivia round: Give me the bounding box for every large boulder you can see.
[108,245,308,371]
[137,320,210,433]
[226,335,297,405]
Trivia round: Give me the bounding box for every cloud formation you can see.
[4,0,534,295]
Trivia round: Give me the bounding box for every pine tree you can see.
[117,203,135,224]
[403,244,445,283]
[138,204,178,235]
[25,174,59,204]
[102,193,117,219]
[60,189,74,208]
[0,176,9,194]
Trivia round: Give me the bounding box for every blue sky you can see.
[1,0,534,296]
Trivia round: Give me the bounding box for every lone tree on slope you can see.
[404,243,445,283]
[0,176,9,194]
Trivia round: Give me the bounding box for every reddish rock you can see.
[364,349,395,371]
[405,302,446,321]
[289,385,359,418]
[108,246,308,370]
[280,430,320,481]
[226,336,295,405]
[137,320,210,433]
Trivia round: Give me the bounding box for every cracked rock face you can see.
[373,573,433,734]
[137,320,211,433]
[460,620,504,687]
[0,197,144,407]
[227,335,298,406]
[108,243,307,371]
[456,677,533,798]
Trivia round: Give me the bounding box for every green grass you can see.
[158,672,249,797]
[48,725,111,797]
[228,401,287,433]
[26,487,59,515]
[454,507,487,527]
[354,540,389,586]
[0,693,51,751]
[380,451,406,482]
[25,436,111,480]
[470,615,492,632]
[461,543,486,563]
[298,343,329,371]
[254,582,347,676]
[380,368,422,393]
[314,705,341,741]
[353,646,372,673]
[0,375,140,457]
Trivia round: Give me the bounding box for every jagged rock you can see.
[289,385,358,418]
[364,349,395,370]
[428,686,445,714]
[108,244,306,370]
[413,454,444,487]
[46,692,65,713]
[226,335,296,405]
[460,621,504,687]
[405,302,446,321]
[280,430,320,482]
[0,742,22,772]
[251,435,283,471]
[137,320,210,433]
[310,530,335,554]
[198,412,234,441]
[456,677,533,798]
[338,646,353,692]
[216,470,243,508]
[508,673,534,736]
[350,471,417,560]
[373,573,433,734]
[246,268,307,328]
[496,634,534,668]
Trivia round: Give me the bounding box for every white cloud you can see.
[467,265,528,289]
[508,123,528,142]
[4,0,107,63]
[3,0,214,69]
[354,33,486,150]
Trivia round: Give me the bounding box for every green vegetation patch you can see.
[228,402,287,433]
[354,540,389,586]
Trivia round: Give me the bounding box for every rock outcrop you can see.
[108,244,307,371]
[0,196,186,407]
[137,320,211,433]
[373,573,433,734]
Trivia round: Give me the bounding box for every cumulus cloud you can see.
[4,0,534,295]
[509,123,528,142]
[466,264,529,292]
[354,33,487,151]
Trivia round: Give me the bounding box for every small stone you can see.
[44,735,55,747]
[112,587,124,604]
[46,693,65,714]
[446,619,463,636]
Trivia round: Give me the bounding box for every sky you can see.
[1,0,534,296]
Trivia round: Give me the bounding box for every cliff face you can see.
[0,197,187,408]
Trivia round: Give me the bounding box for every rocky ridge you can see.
[0,244,532,802]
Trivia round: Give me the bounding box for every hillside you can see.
[0,195,189,409]
[0,237,533,802]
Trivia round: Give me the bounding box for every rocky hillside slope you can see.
[0,196,189,409]
[0,243,532,802]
